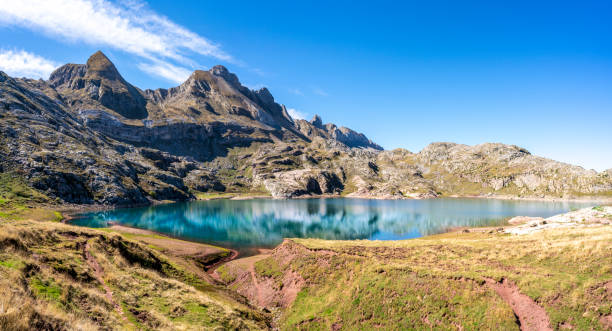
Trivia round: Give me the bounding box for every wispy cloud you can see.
[137,59,192,84]
[0,49,58,79]
[312,87,329,96]
[287,108,308,120]
[249,67,266,77]
[289,88,304,96]
[0,0,233,82]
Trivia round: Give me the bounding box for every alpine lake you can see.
[69,197,594,255]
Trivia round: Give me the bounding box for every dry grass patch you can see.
[0,220,269,330]
[265,226,612,330]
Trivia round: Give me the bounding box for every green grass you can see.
[340,178,357,196]
[0,257,24,270]
[255,257,283,279]
[195,192,238,200]
[30,277,62,303]
[0,220,269,330]
[255,257,284,288]
[263,226,612,330]
[216,264,237,284]
[195,191,271,200]
[0,172,63,221]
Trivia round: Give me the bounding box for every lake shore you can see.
[207,206,612,329]
[59,192,610,220]
[61,200,609,276]
[4,199,611,329]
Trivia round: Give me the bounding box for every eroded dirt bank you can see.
[2,206,611,330]
[210,206,612,330]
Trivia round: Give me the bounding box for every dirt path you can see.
[211,253,271,306]
[206,249,238,275]
[485,278,552,331]
[247,261,266,307]
[83,242,127,323]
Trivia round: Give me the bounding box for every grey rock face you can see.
[50,51,148,120]
[1,51,611,206]
[261,169,344,198]
[295,115,382,150]
[0,51,384,205]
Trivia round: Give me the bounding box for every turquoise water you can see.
[71,198,590,254]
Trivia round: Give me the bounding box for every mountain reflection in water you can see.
[71,198,589,254]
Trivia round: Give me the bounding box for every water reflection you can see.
[71,198,589,253]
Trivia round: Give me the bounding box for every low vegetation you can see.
[218,225,612,330]
[0,220,269,330]
[1,168,611,329]
[0,172,61,222]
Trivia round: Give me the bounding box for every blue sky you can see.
[1,0,611,171]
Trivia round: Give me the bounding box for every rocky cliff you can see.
[1,51,610,205]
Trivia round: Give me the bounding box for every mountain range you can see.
[1,51,610,205]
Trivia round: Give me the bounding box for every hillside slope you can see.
[1,51,611,206]
[217,207,612,330]
[0,219,269,330]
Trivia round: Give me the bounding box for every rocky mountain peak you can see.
[311,115,323,128]
[47,51,148,120]
[209,65,241,87]
[188,70,212,83]
[44,52,381,151]
[254,87,274,106]
[48,64,86,87]
[210,65,229,75]
[85,51,121,81]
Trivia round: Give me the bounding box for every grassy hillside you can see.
[220,222,612,330]
[0,219,269,330]
[0,172,61,222]
[2,169,612,330]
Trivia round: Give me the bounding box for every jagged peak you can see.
[85,51,122,81]
[210,65,229,75]
[254,87,274,105]
[0,71,9,82]
[209,65,240,87]
[189,70,212,82]
[311,115,323,128]
[48,63,86,87]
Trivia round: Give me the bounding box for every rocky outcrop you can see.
[261,169,344,198]
[1,51,611,205]
[0,72,192,205]
[411,142,611,197]
[295,115,382,150]
[50,51,148,119]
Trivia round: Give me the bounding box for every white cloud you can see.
[287,108,307,120]
[0,49,58,79]
[289,88,304,96]
[0,0,233,82]
[312,87,329,96]
[137,59,192,84]
[249,68,266,76]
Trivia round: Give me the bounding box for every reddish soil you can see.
[485,278,552,331]
[108,225,231,283]
[215,241,308,309]
[600,281,612,329]
[600,315,612,330]
[108,225,226,258]
[248,259,266,307]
